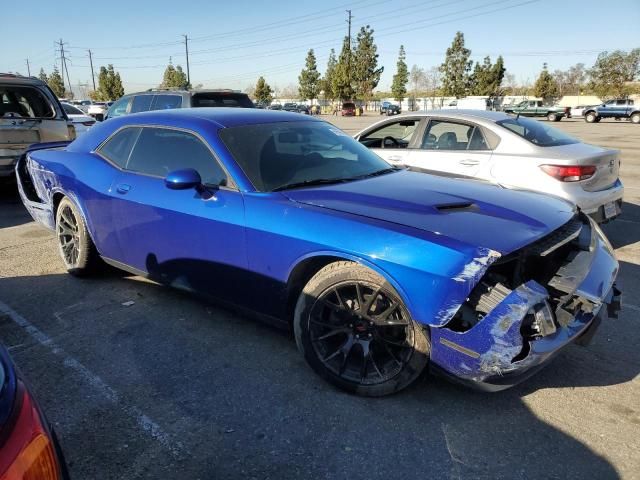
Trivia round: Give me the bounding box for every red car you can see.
[341,102,356,116]
[0,344,68,480]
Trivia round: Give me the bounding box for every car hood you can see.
[283,170,575,255]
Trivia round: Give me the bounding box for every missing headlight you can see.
[522,301,557,338]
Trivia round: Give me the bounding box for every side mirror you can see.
[165,168,202,190]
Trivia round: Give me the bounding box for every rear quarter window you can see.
[97,127,142,167]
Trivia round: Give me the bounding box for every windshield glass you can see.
[219,121,392,192]
[496,117,579,147]
[62,103,84,115]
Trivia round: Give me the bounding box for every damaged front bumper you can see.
[429,217,621,391]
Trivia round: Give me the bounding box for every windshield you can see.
[496,117,579,147]
[219,121,392,192]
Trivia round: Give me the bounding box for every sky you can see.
[3,0,639,97]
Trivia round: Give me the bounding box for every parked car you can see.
[0,73,75,180]
[0,342,70,479]
[380,101,401,115]
[17,109,620,395]
[583,99,640,124]
[87,101,113,121]
[355,110,623,223]
[341,102,356,116]
[296,104,310,115]
[105,89,255,121]
[268,103,282,110]
[503,100,565,121]
[61,102,96,135]
[282,103,298,112]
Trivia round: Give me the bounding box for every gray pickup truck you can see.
[583,99,640,124]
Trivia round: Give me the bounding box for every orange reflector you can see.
[1,434,60,480]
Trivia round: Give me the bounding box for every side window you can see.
[421,120,487,151]
[616,100,627,105]
[97,127,142,167]
[130,95,154,113]
[106,97,131,119]
[359,119,419,149]
[150,95,182,111]
[126,127,226,185]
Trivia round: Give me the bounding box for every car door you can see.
[108,126,248,300]
[403,118,493,179]
[355,117,424,165]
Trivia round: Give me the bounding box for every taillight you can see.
[0,388,61,480]
[540,165,596,182]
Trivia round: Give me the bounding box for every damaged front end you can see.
[430,213,621,391]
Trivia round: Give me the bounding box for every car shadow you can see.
[0,257,632,478]
[0,182,31,229]
[602,201,640,249]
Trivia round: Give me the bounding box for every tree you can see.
[352,25,383,103]
[320,49,338,101]
[408,65,425,110]
[160,64,189,89]
[333,37,354,100]
[469,55,505,97]
[440,31,472,98]
[533,64,559,101]
[424,66,442,109]
[281,84,299,99]
[298,49,321,101]
[391,45,408,102]
[48,67,66,98]
[254,76,273,104]
[38,68,48,83]
[94,65,124,101]
[589,49,640,99]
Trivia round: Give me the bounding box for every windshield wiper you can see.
[272,177,351,192]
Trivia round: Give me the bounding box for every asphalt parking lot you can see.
[0,115,639,479]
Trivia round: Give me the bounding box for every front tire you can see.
[55,197,99,276]
[547,113,557,121]
[631,113,640,124]
[294,261,430,396]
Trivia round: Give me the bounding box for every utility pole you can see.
[57,39,72,96]
[346,10,353,90]
[183,34,191,87]
[25,59,31,76]
[88,49,96,91]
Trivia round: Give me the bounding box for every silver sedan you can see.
[355,110,623,222]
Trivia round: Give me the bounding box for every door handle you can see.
[116,183,131,194]
[459,159,480,166]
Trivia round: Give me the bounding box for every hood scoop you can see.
[435,201,477,213]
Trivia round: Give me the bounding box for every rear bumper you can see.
[429,218,620,390]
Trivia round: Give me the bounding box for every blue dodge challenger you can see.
[16,108,621,396]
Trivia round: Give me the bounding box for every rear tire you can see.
[55,197,100,276]
[294,261,430,396]
[585,112,598,123]
[547,113,557,121]
[631,113,640,124]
